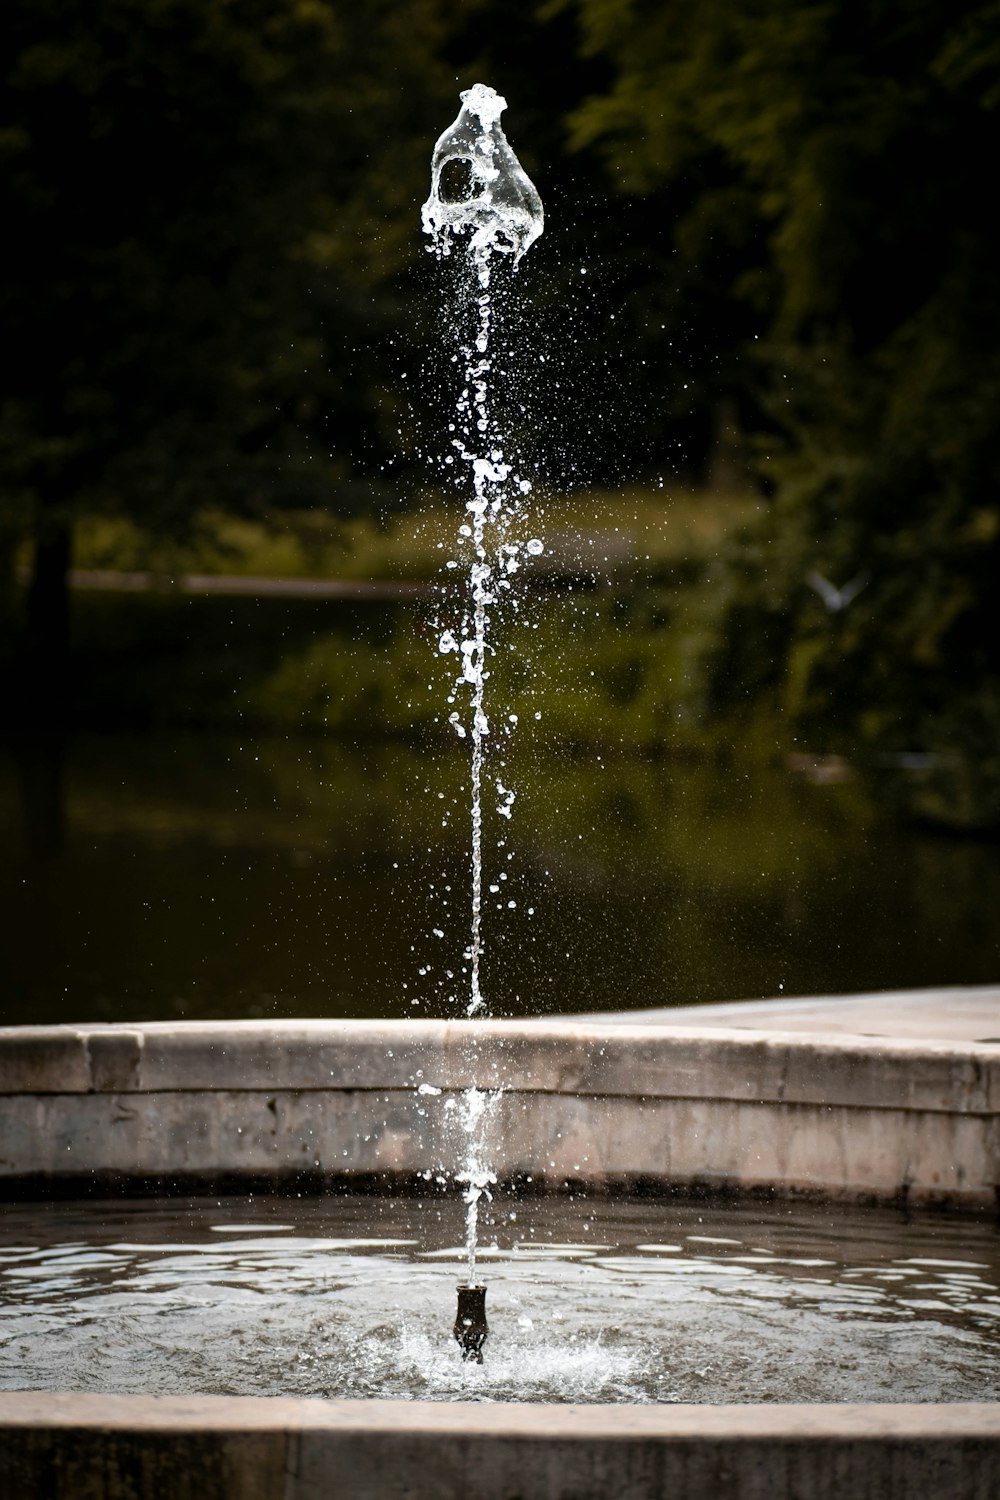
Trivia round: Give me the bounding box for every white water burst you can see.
[422,83,543,268]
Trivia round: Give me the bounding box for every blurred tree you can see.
[0,0,456,720]
[559,0,1000,825]
[445,0,759,492]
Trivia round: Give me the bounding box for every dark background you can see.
[1,0,998,1022]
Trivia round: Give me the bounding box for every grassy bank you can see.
[37,488,754,753]
[67,487,759,586]
[10,489,993,833]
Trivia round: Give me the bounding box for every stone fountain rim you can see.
[1,1016,998,1210]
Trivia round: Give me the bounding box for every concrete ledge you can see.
[2,1019,998,1108]
[1,1022,998,1207]
[580,985,1000,1042]
[2,1393,999,1499]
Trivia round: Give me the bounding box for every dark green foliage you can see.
[0,0,456,544]
[4,0,999,830]
[0,0,467,724]
[558,0,1000,825]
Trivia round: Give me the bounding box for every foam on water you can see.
[385,1325,639,1402]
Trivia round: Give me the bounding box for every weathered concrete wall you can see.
[2,1393,1000,1500]
[1,1021,998,1205]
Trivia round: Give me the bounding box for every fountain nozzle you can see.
[454,1283,488,1363]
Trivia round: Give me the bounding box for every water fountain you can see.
[421,82,544,1359]
[1,85,999,1500]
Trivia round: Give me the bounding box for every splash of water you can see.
[423,83,543,1019]
[422,83,543,271]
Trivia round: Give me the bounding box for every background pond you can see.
[1,732,998,1026]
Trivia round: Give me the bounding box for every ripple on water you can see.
[1,1195,998,1405]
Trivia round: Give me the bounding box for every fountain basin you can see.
[1,1017,999,1496]
[3,1190,999,1404]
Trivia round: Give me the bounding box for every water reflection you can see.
[0,732,998,1024]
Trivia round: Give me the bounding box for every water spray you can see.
[422,84,543,1359]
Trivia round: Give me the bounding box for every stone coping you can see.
[4,1391,999,1439]
[2,1019,998,1114]
[2,1393,999,1499]
[576,984,1000,1042]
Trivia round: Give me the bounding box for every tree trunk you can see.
[15,732,66,856]
[21,519,73,727]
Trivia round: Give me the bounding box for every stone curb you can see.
[2,1020,998,1112]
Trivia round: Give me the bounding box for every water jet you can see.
[422,83,544,1351]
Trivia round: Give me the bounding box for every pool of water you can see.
[2,1194,998,1405]
[2,732,999,1025]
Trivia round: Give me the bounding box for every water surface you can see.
[2,1194,998,1405]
